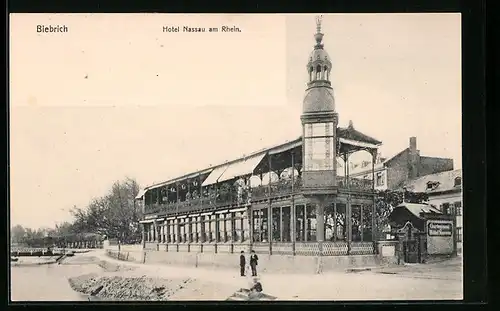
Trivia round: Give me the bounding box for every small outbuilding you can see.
[389,203,456,263]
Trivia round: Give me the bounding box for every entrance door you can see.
[403,240,419,263]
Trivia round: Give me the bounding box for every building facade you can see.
[402,169,462,253]
[136,18,384,257]
[348,137,454,191]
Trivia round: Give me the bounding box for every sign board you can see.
[427,222,452,237]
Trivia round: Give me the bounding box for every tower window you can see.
[316,65,322,80]
[454,177,462,187]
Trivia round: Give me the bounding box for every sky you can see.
[9,13,462,228]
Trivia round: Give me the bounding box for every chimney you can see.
[408,137,420,179]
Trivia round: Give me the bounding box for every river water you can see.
[10,258,96,301]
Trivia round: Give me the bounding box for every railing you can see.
[144,193,246,215]
[337,176,373,192]
[144,176,374,215]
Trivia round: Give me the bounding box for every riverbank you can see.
[10,250,463,301]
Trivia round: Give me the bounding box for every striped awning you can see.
[217,152,266,183]
[202,164,230,187]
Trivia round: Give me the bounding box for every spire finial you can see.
[315,15,323,34]
[314,15,324,48]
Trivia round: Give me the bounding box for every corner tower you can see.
[301,16,339,194]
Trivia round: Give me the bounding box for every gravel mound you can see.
[68,273,193,301]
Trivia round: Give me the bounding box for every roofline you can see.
[144,130,383,191]
[144,137,302,191]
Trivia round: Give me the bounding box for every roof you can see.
[143,128,381,191]
[135,189,147,200]
[396,203,442,219]
[403,169,462,194]
[337,124,382,146]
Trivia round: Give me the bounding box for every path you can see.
[84,250,463,300]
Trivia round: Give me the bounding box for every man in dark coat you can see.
[239,251,246,276]
[249,250,259,276]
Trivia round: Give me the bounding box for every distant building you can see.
[402,169,462,253]
[348,137,454,191]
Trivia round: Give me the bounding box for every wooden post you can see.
[371,151,377,251]
[291,151,296,255]
[279,206,283,242]
[333,203,337,242]
[316,198,325,256]
[345,153,352,255]
[268,154,273,255]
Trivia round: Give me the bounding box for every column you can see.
[316,199,325,256]
[371,151,377,244]
[268,154,273,254]
[279,206,283,242]
[248,207,253,245]
[142,224,146,248]
[291,150,296,254]
[316,200,325,242]
[333,203,337,241]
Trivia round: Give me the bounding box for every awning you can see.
[339,137,380,149]
[215,209,229,214]
[268,140,301,155]
[139,219,154,224]
[166,216,176,220]
[229,207,247,213]
[189,213,200,217]
[201,211,213,216]
[217,152,267,183]
[156,218,165,222]
[202,164,230,186]
[135,189,147,200]
[177,215,187,219]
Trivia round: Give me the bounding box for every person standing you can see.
[249,250,259,276]
[239,251,246,276]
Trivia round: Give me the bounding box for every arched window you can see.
[454,177,462,187]
[309,67,313,81]
[324,66,329,80]
[316,65,322,80]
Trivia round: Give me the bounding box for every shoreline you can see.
[10,250,463,301]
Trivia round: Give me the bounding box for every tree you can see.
[10,225,26,244]
[69,177,143,244]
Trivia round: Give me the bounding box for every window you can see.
[272,207,281,242]
[225,213,233,242]
[306,204,317,242]
[252,209,268,242]
[454,177,462,187]
[202,216,210,242]
[442,203,450,215]
[376,172,384,186]
[427,181,440,190]
[456,227,462,242]
[454,202,462,216]
[295,205,305,242]
[234,212,242,242]
[217,214,225,242]
[303,122,335,171]
[209,215,217,242]
[282,206,291,242]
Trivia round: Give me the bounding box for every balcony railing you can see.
[144,176,374,215]
[250,176,374,201]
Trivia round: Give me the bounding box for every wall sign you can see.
[427,222,452,236]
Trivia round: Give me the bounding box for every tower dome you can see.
[302,16,335,114]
